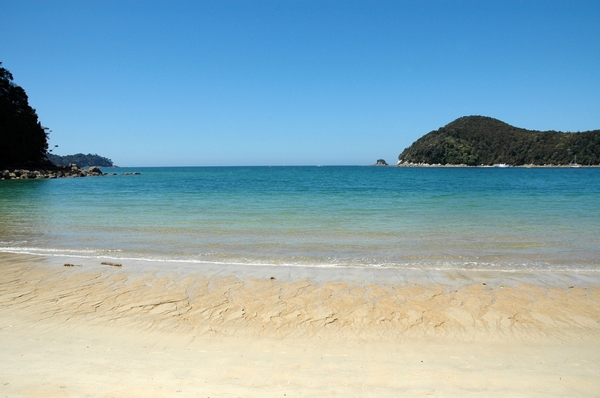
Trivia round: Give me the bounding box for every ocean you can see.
[1,166,599,272]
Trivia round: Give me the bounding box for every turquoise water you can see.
[1,166,599,271]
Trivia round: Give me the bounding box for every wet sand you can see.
[1,252,599,397]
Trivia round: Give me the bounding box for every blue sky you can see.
[2,0,599,166]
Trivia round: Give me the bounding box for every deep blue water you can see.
[1,166,599,271]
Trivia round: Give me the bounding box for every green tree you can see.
[0,63,49,168]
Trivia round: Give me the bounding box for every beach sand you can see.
[1,252,599,397]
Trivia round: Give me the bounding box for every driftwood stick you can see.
[101,262,122,267]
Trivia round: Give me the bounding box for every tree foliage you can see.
[47,153,115,168]
[398,116,600,166]
[0,63,49,168]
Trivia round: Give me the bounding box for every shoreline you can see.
[2,251,599,340]
[2,251,600,396]
[3,250,600,287]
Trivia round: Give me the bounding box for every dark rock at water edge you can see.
[1,161,106,180]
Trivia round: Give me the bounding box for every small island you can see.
[397,116,600,166]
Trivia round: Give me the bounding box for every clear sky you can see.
[2,0,599,166]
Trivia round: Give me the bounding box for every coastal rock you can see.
[0,164,108,180]
[87,166,103,175]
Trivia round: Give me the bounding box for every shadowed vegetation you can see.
[0,63,49,168]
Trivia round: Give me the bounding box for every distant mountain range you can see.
[398,116,600,166]
[47,153,116,168]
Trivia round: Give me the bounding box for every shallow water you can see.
[1,166,599,271]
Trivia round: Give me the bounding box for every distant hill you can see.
[398,116,600,166]
[47,153,116,168]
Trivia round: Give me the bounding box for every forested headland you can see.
[398,116,600,166]
[46,153,115,168]
[0,63,49,169]
[1,63,115,173]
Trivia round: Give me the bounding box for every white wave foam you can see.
[1,246,598,274]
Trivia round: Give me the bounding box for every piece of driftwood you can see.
[64,263,82,267]
[101,262,122,267]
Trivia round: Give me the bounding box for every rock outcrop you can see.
[1,164,105,180]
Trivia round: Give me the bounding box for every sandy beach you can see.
[1,251,599,397]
